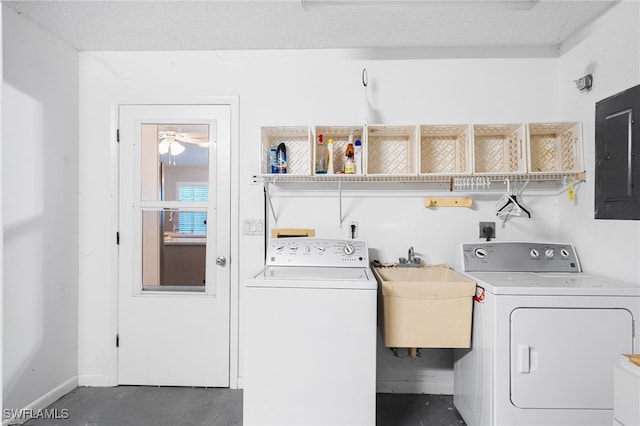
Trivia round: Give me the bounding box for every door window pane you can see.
[141,124,209,202]
[139,122,210,292]
[141,208,207,292]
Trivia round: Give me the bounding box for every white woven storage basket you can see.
[366,125,417,175]
[260,126,311,176]
[473,124,527,174]
[419,125,472,175]
[314,126,364,175]
[527,122,583,173]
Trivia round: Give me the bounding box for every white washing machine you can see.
[453,242,640,426]
[243,237,377,426]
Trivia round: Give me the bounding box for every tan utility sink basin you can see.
[375,265,466,283]
[372,265,476,349]
[374,265,476,298]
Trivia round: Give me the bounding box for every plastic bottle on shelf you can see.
[354,139,362,175]
[315,134,327,174]
[269,147,278,174]
[344,152,355,174]
[275,142,287,174]
[345,135,355,158]
[327,138,335,174]
[344,134,355,174]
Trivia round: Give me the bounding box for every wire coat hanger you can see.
[495,179,531,227]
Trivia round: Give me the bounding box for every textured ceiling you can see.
[3,0,619,52]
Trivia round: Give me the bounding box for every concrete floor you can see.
[21,387,466,426]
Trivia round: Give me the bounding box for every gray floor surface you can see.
[20,386,466,426]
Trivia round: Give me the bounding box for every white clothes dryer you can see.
[243,238,377,426]
[454,242,640,426]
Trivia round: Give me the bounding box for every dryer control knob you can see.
[560,248,570,258]
[474,248,488,259]
[343,243,355,255]
[545,249,555,258]
[530,249,540,258]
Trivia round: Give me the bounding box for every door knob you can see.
[216,256,227,266]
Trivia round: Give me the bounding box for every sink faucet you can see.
[398,246,422,267]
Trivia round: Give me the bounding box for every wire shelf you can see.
[258,172,583,184]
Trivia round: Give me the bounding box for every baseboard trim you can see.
[3,376,78,426]
[78,374,112,387]
[238,377,448,394]
[376,379,453,395]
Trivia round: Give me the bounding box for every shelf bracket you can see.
[264,182,278,226]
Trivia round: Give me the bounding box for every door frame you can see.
[109,96,240,388]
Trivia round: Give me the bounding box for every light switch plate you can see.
[243,219,264,236]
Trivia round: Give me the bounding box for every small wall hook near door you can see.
[216,256,227,266]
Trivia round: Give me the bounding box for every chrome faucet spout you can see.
[398,246,421,267]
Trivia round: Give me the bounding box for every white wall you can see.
[78,48,563,392]
[556,0,640,284]
[77,2,639,394]
[2,5,79,413]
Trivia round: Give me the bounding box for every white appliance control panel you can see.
[462,242,581,272]
[266,237,369,267]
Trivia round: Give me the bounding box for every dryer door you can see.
[510,308,633,409]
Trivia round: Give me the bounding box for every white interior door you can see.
[118,104,231,386]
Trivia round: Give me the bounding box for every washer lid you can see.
[466,271,640,296]
[247,266,377,290]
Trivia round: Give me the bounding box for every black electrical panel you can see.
[595,84,640,220]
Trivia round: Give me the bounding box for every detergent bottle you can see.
[315,134,327,174]
[327,138,334,174]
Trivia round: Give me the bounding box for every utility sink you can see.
[375,265,466,284]
[372,265,476,350]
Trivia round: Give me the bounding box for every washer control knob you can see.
[343,243,355,255]
[289,245,298,252]
[275,246,284,253]
[545,249,555,258]
[316,246,326,253]
[303,245,311,253]
[474,248,488,259]
[530,249,540,258]
[560,248,570,258]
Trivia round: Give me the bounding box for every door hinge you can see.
[116,129,120,143]
[116,232,120,245]
[116,334,119,348]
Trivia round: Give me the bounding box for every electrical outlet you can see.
[348,221,358,239]
[479,222,495,241]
